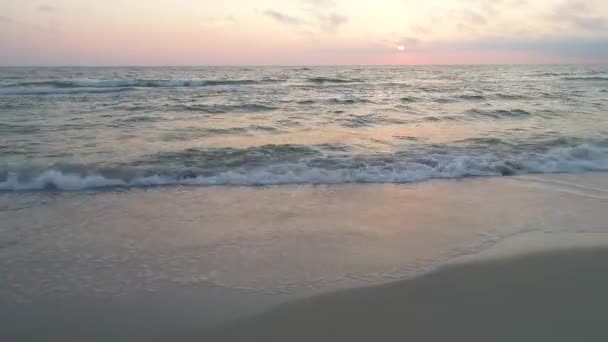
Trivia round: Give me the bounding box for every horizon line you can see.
[1,62,607,68]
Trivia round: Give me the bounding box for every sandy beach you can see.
[197,246,608,342]
[2,173,608,341]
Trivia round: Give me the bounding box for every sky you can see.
[0,0,608,65]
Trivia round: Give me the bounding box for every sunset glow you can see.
[1,0,608,65]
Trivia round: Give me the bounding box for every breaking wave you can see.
[2,142,607,191]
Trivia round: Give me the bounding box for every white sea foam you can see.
[2,143,607,191]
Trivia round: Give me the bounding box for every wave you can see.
[159,126,280,141]
[465,108,531,119]
[9,78,269,88]
[532,72,571,77]
[432,97,457,104]
[294,96,372,105]
[117,115,166,123]
[173,103,278,113]
[306,77,362,84]
[495,93,529,100]
[421,115,461,122]
[2,142,607,191]
[562,77,608,81]
[454,137,507,146]
[399,96,419,103]
[0,87,133,95]
[457,94,485,101]
[337,113,406,127]
[101,103,280,114]
[329,95,373,104]
[0,123,41,134]
[0,78,276,95]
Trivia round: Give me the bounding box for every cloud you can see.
[433,35,608,61]
[468,0,500,14]
[313,41,401,56]
[315,34,608,62]
[263,6,348,33]
[317,13,348,32]
[395,37,422,52]
[467,0,527,15]
[202,15,238,25]
[447,8,487,31]
[39,5,57,12]
[460,9,487,26]
[411,25,431,34]
[263,10,304,25]
[549,1,608,31]
[0,16,11,23]
[302,0,336,7]
[510,0,528,7]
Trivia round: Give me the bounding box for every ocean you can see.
[1,65,607,190]
[2,65,608,341]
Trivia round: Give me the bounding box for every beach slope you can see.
[197,247,608,342]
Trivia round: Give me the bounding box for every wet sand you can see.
[196,246,608,342]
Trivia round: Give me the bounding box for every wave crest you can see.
[0,78,276,95]
[563,77,608,81]
[306,77,362,84]
[2,142,607,191]
[466,108,531,119]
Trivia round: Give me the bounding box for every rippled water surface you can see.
[1,65,608,190]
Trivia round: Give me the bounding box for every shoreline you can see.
[197,246,608,342]
[2,172,607,341]
[2,170,608,193]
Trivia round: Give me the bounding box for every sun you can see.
[397,45,406,51]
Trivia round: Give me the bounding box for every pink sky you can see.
[1,0,607,65]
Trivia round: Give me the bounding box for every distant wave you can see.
[562,77,608,81]
[10,78,273,88]
[338,114,405,127]
[294,96,372,105]
[2,141,607,191]
[532,72,571,77]
[399,96,419,103]
[421,115,461,122]
[495,93,529,100]
[453,93,532,101]
[0,78,278,95]
[457,94,485,101]
[118,103,277,113]
[171,103,279,113]
[306,77,363,84]
[0,87,133,95]
[465,108,531,119]
[329,95,373,104]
